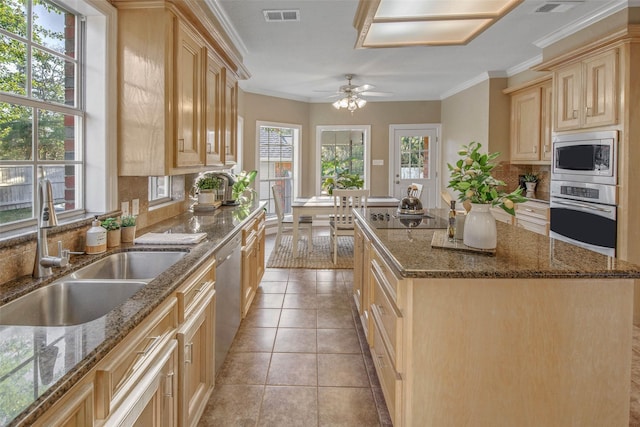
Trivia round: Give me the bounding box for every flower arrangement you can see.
[121,215,137,228]
[447,141,526,215]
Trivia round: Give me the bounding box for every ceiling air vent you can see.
[263,9,300,22]
[534,1,582,13]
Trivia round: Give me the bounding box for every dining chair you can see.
[272,185,313,254]
[330,189,369,264]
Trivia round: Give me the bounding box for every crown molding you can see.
[204,0,249,57]
[439,71,507,100]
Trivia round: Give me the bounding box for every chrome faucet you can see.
[33,178,69,278]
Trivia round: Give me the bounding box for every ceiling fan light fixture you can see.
[332,100,341,109]
[356,98,367,108]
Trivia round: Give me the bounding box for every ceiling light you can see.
[354,0,523,48]
[333,94,367,113]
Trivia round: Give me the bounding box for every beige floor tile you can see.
[257,281,288,294]
[316,269,344,282]
[197,384,264,427]
[242,308,281,328]
[317,308,355,329]
[317,294,351,309]
[288,269,316,281]
[258,386,318,426]
[283,293,318,309]
[317,328,362,354]
[266,353,318,386]
[261,269,289,282]
[279,308,317,328]
[216,352,272,385]
[253,293,285,309]
[274,328,317,353]
[230,327,276,353]
[318,387,380,426]
[316,281,347,294]
[318,354,370,387]
[286,280,317,294]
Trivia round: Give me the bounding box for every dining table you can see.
[291,195,400,257]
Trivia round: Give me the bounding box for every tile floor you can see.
[197,233,391,426]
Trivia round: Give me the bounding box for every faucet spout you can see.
[33,178,68,278]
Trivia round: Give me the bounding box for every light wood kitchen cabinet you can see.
[555,49,618,131]
[353,222,372,340]
[507,78,552,164]
[33,382,94,427]
[241,227,258,318]
[490,206,514,225]
[175,21,205,168]
[223,71,238,166]
[205,54,224,167]
[256,211,266,283]
[515,200,549,236]
[115,1,244,175]
[105,339,179,427]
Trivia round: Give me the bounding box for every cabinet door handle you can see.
[136,336,160,356]
[377,354,386,368]
[178,138,185,152]
[163,371,175,398]
[376,304,386,316]
[572,109,578,119]
[533,145,537,154]
[185,342,194,364]
[586,106,592,117]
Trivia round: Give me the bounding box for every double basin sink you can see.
[0,251,187,327]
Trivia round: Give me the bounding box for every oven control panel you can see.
[560,186,599,200]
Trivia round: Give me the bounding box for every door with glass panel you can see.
[390,125,439,208]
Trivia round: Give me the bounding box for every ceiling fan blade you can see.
[352,84,375,93]
[360,91,393,97]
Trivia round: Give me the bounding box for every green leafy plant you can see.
[447,141,526,215]
[523,173,539,183]
[121,215,137,228]
[321,169,364,195]
[232,170,258,200]
[101,217,120,231]
[195,173,222,191]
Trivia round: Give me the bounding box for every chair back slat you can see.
[272,185,285,221]
[332,189,369,227]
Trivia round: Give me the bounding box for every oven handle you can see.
[552,199,614,213]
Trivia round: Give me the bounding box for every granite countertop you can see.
[355,207,640,280]
[0,202,265,427]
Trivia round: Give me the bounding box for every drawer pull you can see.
[525,208,534,212]
[136,336,160,356]
[185,342,194,364]
[377,354,386,368]
[164,371,175,397]
[376,304,386,316]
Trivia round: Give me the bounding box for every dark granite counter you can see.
[0,202,265,427]
[355,207,640,280]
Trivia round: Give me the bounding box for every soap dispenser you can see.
[86,216,107,254]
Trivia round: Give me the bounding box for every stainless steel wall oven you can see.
[549,131,618,257]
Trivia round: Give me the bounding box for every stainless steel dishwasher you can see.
[214,232,242,374]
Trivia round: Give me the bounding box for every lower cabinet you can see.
[515,200,549,236]
[241,210,265,318]
[33,382,94,427]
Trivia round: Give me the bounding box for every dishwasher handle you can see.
[215,234,241,264]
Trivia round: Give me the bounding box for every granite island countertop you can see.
[0,201,265,427]
[355,207,640,279]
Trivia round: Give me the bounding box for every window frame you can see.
[315,125,371,195]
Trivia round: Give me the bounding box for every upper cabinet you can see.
[554,49,618,131]
[507,78,552,164]
[115,1,247,176]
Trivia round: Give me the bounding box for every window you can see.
[0,0,83,228]
[149,176,170,204]
[257,123,300,217]
[316,125,370,195]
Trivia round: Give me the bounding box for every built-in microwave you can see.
[551,130,617,185]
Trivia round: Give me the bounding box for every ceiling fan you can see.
[326,74,391,111]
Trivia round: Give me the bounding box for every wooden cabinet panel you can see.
[223,71,238,166]
[177,288,215,427]
[515,200,549,236]
[371,265,403,370]
[205,54,223,166]
[176,257,216,323]
[554,49,618,131]
[33,383,93,427]
[509,79,552,164]
[176,22,204,168]
[371,316,402,427]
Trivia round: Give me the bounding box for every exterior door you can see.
[390,125,439,208]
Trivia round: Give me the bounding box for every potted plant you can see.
[523,173,539,193]
[321,169,364,195]
[102,217,121,247]
[195,173,223,204]
[120,215,137,243]
[447,141,526,249]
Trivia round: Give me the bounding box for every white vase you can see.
[463,203,497,249]
[525,182,537,192]
[198,191,216,205]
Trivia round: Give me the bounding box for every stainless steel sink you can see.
[69,251,187,281]
[0,280,146,327]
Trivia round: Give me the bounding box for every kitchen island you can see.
[353,207,640,427]
[0,202,265,426]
